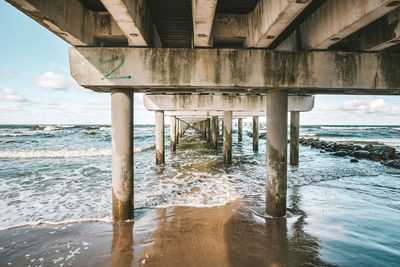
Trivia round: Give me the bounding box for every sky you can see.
[0,1,399,125]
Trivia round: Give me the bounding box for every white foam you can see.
[0,145,155,159]
[320,126,387,130]
[0,148,111,158]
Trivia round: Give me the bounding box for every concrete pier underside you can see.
[6,0,400,223]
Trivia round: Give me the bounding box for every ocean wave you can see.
[0,148,111,158]
[300,133,316,137]
[135,144,155,152]
[0,145,155,159]
[320,126,388,130]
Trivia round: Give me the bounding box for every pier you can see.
[6,0,400,221]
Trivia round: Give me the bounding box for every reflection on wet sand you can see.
[108,199,330,266]
[111,222,134,267]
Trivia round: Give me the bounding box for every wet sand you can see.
[0,202,333,266]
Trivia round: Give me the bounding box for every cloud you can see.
[1,88,27,102]
[339,98,400,115]
[0,104,23,112]
[0,71,14,78]
[34,72,71,90]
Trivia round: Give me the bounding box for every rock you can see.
[259,132,266,139]
[350,159,359,163]
[353,150,369,159]
[363,144,373,150]
[325,148,334,152]
[383,146,397,159]
[383,159,400,169]
[380,151,390,161]
[368,152,381,162]
[331,151,347,157]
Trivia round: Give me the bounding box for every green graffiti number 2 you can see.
[99,56,132,80]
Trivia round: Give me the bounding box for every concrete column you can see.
[222,121,224,138]
[266,90,288,217]
[111,89,134,222]
[253,116,259,151]
[238,118,242,142]
[155,111,165,165]
[170,116,176,152]
[206,118,211,142]
[212,116,218,149]
[175,118,179,144]
[223,111,232,165]
[290,111,300,166]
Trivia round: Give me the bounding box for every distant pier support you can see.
[206,118,211,142]
[212,116,218,149]
[224,111,232,165]
[238,118,242,142]
[111,89,134,222]
[155,111,165,165]
[253,116,259,151]
[266,90,288,217]
[176,118,179,144]
[290,111,300,166]
[170,116,176,152]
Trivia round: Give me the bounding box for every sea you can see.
[0,124,399,266]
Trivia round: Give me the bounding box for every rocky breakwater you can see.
[299,138,400,169]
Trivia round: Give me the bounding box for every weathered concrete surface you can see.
[213,14,248,45]
[6,0,96,46]
[247,0,312,48]
[290,111,300,166]
[299,0,399,49]
[212,116,218,149]
[100,0,161,47]
[266,90,288,217]
[238,118,242,142]
[170,116,176,152]
[253,116,259,151]
[333,7,400,51]
[145,95,314,112]
[111,89,133,222]
[69,48,400,94]
[223,111,232,165]
[192,0,217,47]
[155,110,165,165]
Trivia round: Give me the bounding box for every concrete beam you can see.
[213,14,248,44]
[247,0,312,48]
[6,0,96,46]
[192,0,218,47]
[100,0,161,47]
[167,111,267,118]
[145,95,314,112]
[69,48,400,94]
[299,0,400,49]
[335,6,400,51]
